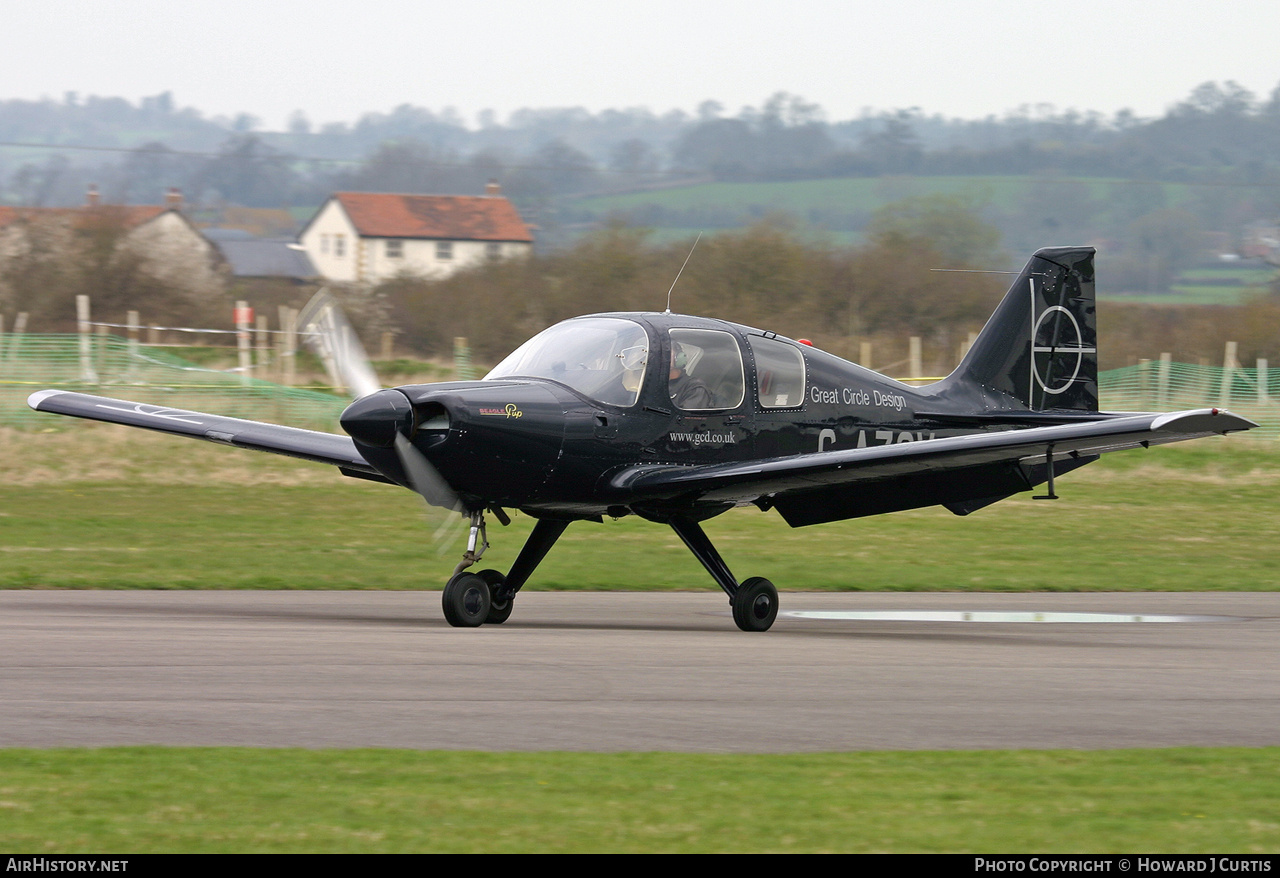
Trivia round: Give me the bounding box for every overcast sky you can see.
[5,0,1279,130]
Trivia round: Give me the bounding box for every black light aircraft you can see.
[29,247,1256,631]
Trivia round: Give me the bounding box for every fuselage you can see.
[354,312,1015,519]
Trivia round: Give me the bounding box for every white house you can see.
[298,186,534,284]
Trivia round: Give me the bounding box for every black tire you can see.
[732,577,778,632]
[477,569,513,624]
[442,572,491,627]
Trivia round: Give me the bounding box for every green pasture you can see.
[571,175,1186,216]
[1,425,1276,592]
[1,748,1276,853]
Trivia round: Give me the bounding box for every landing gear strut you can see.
[669,517,779,632]
[441,511,570,628]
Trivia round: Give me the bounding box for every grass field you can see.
[2,424,1276,592]
[2,748,1277,853]
[2,423,1277,852]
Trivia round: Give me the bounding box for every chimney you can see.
[86,184,100,207]
[485,179,501,197]
[165,187,183,210]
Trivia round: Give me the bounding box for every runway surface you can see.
[2,590,1278,752]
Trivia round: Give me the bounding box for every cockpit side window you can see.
[668,328,745,411]
[747,335,806,408]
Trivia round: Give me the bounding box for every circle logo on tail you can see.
[1032,306,1095,395]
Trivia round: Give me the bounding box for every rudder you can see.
[949,246,1097,412]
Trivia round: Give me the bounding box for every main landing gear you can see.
[440,511,778,632]
[669,517,778,632]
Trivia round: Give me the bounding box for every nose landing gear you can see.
[441,511,570,628]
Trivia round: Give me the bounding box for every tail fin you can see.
[948,246,1097,412]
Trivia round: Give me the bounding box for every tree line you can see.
[3,191,1278,373]
[367,203,1280,374]
[4,81,1280,215]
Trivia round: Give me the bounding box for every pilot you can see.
[669,343,712,409]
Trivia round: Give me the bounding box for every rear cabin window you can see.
[747,336,806,408]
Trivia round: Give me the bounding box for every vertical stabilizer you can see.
[948,247,1097,412]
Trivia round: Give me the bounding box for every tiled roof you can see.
[0,204,168,230]
[331,192,533,243]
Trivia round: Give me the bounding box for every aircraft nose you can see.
[339,388,414,447]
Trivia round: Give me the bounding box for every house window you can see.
[386,240,403,258]
[486,242,502,260]
[436,241,453,261]
[334,234,346,258]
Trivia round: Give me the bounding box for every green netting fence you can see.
[1,334,347,430]
[3,334,1278,441]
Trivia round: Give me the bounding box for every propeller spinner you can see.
[299,290,463,513]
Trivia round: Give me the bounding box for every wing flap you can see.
[608,408,1256,505]
[28,390,381,476]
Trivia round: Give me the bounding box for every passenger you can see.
[669,344,712,409]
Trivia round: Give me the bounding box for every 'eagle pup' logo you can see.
[479,404,523,418]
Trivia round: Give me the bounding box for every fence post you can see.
[1157,353,1171,409]
[0,313,26,364]
[454,336,473,380]
[381,331,394,362]
[76,295,98,384]
[859,341,872,370]
[280,306,297,388]
[1220,341,1238,406]
[235,301,252,387]
[1258,359,1269,406]
[126,310,140,382]
[909,336,922,381]
[255,314,269,380]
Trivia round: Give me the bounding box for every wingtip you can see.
[27,389,64,411]
[1151,408,1259,434]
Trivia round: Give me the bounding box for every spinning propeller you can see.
[298,290,464,517]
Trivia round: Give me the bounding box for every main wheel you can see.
[732,577,778,632]
[442,572,491,627]
[477,569,513,624]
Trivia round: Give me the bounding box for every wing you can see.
[27,390,384,480]
[607,409,1257,526]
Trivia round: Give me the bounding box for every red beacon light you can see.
[797,338,814,346]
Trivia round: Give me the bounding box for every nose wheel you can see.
[442,571,491,627]
[440,513,569,628]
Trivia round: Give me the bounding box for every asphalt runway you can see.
[2,590,1278,752]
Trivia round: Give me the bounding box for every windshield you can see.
[485,317,650,406]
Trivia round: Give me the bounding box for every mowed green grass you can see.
[2,748,1277,853]
[2,425,1278,853]
[2,425,1276,591]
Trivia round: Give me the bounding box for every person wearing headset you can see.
[668,342,712,409]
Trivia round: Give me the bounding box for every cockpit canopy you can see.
[486,317,649,407]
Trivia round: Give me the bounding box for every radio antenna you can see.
[665,232,702,314]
